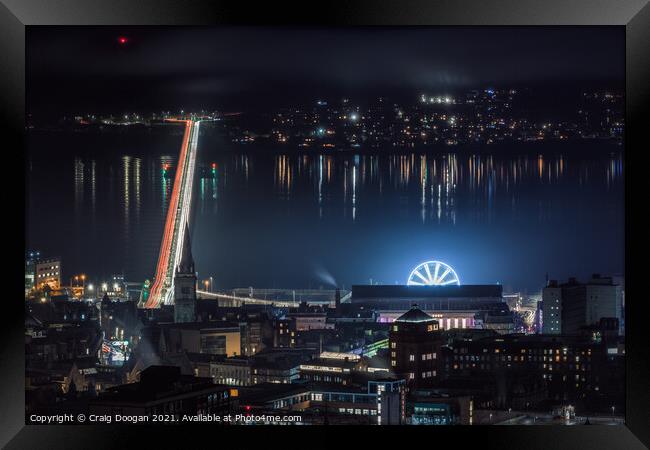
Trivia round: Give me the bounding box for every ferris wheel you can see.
[407,260,460,286]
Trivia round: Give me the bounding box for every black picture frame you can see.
[2,1,648,448]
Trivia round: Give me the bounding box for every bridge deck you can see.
[144,119,199,308]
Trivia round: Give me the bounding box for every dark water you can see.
[26,128,624,292]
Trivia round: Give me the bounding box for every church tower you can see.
[174,223,197,323]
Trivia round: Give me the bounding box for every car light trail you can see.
[144,119,199,308]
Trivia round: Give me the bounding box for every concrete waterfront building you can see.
[352,284,513,334]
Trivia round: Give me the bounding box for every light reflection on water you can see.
[27,129,623,289]
[195,150,623,226]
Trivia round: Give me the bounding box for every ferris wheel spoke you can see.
[437,267,451,284]
[439,277,459,285]
[432,262,441,284]
[424,263,434,284]
[413,269,430,284]
[408,280,425,286]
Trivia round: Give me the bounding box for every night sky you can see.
[27,27,624,117]
[26,27,625,291]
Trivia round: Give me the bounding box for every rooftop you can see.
[395,305,437,323]
[352,284,503,299]
[90,366,228,405]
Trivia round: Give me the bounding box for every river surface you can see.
[26,127,624,292]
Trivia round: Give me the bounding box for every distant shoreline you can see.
[26,126,623,157]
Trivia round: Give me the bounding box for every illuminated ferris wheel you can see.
[407,260,460,286]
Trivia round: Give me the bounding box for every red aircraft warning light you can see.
[118,36,128,45]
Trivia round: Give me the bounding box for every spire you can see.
[177,222,195,274]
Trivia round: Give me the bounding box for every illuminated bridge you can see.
[141,119,201,308]
[195,290,301,308]
[195,288,349,308]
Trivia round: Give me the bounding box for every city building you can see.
[236,378,406,425]
[542,275,623,335]
[34,257,62,291]
[388,305,442,387]
[299,353,362,385]
[252,353,303,385]
[542,282,563,334]
[406,392,473,425]
[25,250,42,294]
[25,321,103,365]
[210,357,252,386]
[351,284,513,333]
[308,379,406,425]
[274,317,297,348]
[288,303,334,331]
[142,322,241,357]
[89,366,236,416]
[441,330,624,411]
